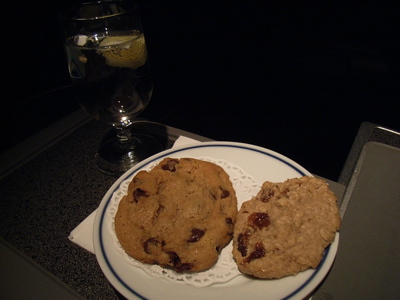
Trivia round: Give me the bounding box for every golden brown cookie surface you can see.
[232,176,340,279]
[115,157,238,272]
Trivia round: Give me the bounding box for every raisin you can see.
[248,212,270,230]
[237,233,248,257]
[133,188,149,203]
[245,242,266,263]
[282,188,289,196]
[161,159,179,172]
[260,188,274,202]
[188,228,205,243]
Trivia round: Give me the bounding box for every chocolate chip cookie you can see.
[115,157,238,272]
[232,176,340,279]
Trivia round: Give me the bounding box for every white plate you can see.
[94,141,339,300]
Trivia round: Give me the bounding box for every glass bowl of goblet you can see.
[60,0,163,175]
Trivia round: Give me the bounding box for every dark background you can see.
[1,1,399,181]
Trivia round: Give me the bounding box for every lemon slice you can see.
[99,33,147,68]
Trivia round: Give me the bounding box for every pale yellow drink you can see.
[65,30,152,126]
[98,33,147,68]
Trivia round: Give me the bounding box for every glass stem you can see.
[115,126,133,144]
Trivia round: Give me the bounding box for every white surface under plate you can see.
[93,141,339,300]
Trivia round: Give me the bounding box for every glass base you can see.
[95,130,163,176]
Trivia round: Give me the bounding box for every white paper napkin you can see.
[68,210,97,253]
[68,136,200,254]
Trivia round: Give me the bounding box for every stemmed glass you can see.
[60,0,162,175]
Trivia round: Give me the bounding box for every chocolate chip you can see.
[176,263,192,272]
[133,188,149,203]
[154,204,164,220]
[143,238,161,254]
[225,217,233,225]
[166,251,192,272]
[210,192,217,201]
[161,159,179,172]
[220,187,230,198]
[167,251,180,265]
[188,228,205,243]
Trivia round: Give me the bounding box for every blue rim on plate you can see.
[94,142,339,300]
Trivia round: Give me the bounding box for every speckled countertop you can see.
[0,118,126,299]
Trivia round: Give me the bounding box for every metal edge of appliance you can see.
[338,122,400,186]
[312,122,400,299]
[338,122,400,218]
